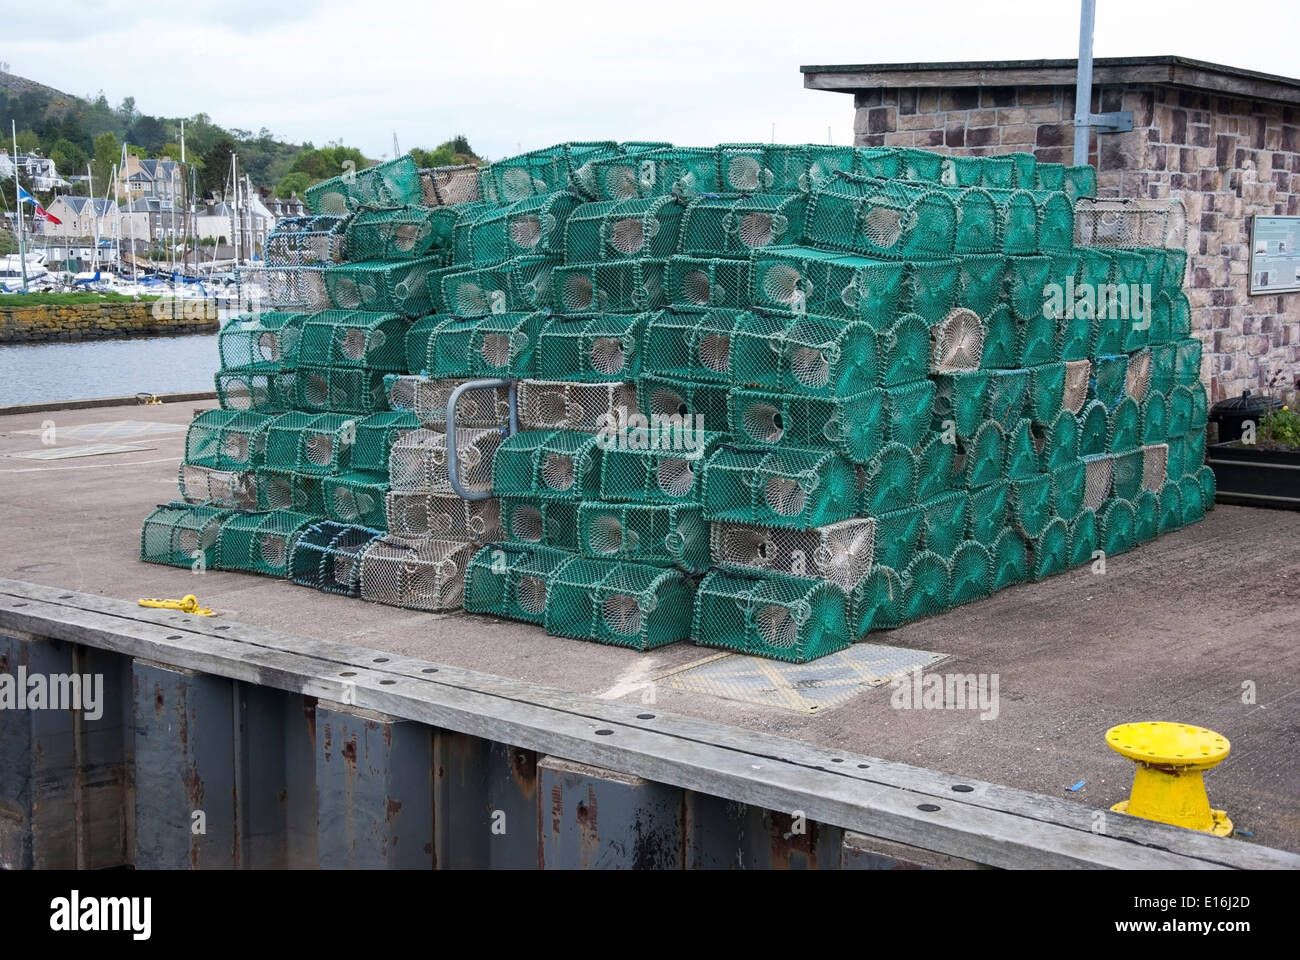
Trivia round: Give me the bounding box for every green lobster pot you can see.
[255,467,327,515]
[407,312,545,379]
[263,412,357,475]
[1067,509,1098,568]
[215,509,315,576]
[1169,292,1192,338]
[544,558,695,651]
[920,429,961,496]
[666,256,753,309]
[1063,164,1098,202]
[598,431,725,504]
[884,380,936,448]
[756,144,861,191]
[915,433,957,501]
[1039,409,1081,472]
[1051,459,1087,520]
[499,497,580,551]
[293,366,391,415]
[678,193,806,257]
[901,551,950,623]
[958,420,1005,490]
[577,501,709,572]
[1010,473,1053,538]
[879,313,931,386]
[728,312,879,397]
[853,564,905,635]
[536,312,645,382]
[968,481,1010,546]
[1179,474,1206,525]
[1026,362,1067,425]
[140,502,231,569]
[553,258,667,313]
[323,472,390,528]
[1167,384,1194,437]
[955,253,1007,317]
[1004,418,1039,480]
[727,387,886,464]
[215,369,299,413]
[693,570,851,664]
[1026,517,1069,581]
[1174,337,1202,387]
[1108,396,1142,452]
[1034,191,1076,254]
[1158,481,1184,533]
[351,411,420,473]
[749,246,905,325]
[1196,464,1216,511]
[1017,312,1057,368]
[324,258,442,316]
[949,540,993,606]
[1099,498,1137,555]
[990,527,1029,590]
[1134,489,1160,543]
[562,195,683,262]
[985,369,1030,428]
[464,544,578,625]
[642,307,748,383]
[1140,391,1169,445]
[479,142,619,204]
[304,155,422,214]
[460,191,581,265]
[859,442,917,516]
[949,188,1000,254]
[872,504,924,570]
[1189,383,1209,433]
[436,256,558,315]
[701,445,858,530]
[217,312,305,370]
[988,189,1040,255]
[920,490,969,557]
[344,206,443,262]
[903,258,961,321]
[580,146,718,202]
[288,521,384,597]
[185,409,274,471]
[640,374,730,433]
[804,174,957,260]
[1078,400,1109,456]
[1058,309,1096,363]
[898,147,946,183]
[1163,249,1188,296]
[491,430,604,501]
[1034,161,1066,192]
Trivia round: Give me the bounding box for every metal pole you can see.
[1073,0,1096,167]
[12,121,28,290]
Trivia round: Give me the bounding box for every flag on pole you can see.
[17,185,61,224]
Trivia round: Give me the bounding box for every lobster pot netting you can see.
[288,521,384,596]
[343,206,443,262]
[436,256,557,316]
[1159,482,1184,534]
[1051,460,1087,520]
[1148,343,1177,398]
[1027,362,1066,423]
[1036,409,1080,472]
[933,372,989,437]
[499,497,580,551]
[407,378,512,430]
[457,192,582,264]
[178,463,259,510]
[536,312,644,381]
[1141,443,1169,493]
[701,445,857,529]
[985,369,1030,428]
[642,308,748,383]
[872,505,923,570]
[517,380,638,433]
[563,196,683,262]
[1063,359,1091,414]
[215,509,315,576]
[1174,338,1202,386]
[1141,391,1169,444]
[955,420,1005,490]
[1026,517,1070,582]
[1098,498,1137,556]
[729,312,879,397]
[920,490,969,557]
[553,259,667,313]
[990,528,1028,591]
[265,216,349,267]
[639,375,731,433]
[186,409,274,471]
[1108,396,1142,453]
[296,310,407,370]
[678,193,807,257]
[420,164,480,206]
[981,305,1019,370]
[1073,199,1186,249]
[955,253,1007,316]
[576,501,709,572]
[1010,474,1053,539]
[323,258,441,316]
[217,312,305,370]
[749,246,905,325]
[885,379,937,448]
[693,570,851,663]
[237,264,329,313]
[407,312,544,380]
[859,442,918,516]
[1133,489,1161,543]
[323,472,390,528]
[666,256,754,309]
[216,369,299,413]
[852,563,904,634]
[384,491,502,542]
[140,503,230,568]
[597,431,724,504]
[255,468,326,515]
[711,518,876,591]
[491,429,603,501]
[304,155,422,215]
[899,551,950,623]
[350,411,419,472]
[878,313,931,386]
[464,544,578,625]
[478,142,618,205]
[544,558,695,650]
[1004,418,1040,480]
[931,308,986,374]
[358,535,476,611]
[1067,509,1098,568]
[727,387,886,464]
[805,174,958,260]
[388,427,503,495]
[967,481,1009,546]
[294,366,391,415]
[1082,453,1114,511]
[949,540,993,606]
[263,412,357,475]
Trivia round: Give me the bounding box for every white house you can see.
[0,150,70,191]
[37,196,120,240]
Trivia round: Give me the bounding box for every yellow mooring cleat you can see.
[1106,722,1233,836]
[138,595,215,616]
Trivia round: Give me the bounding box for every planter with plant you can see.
[1207,369,1300,509]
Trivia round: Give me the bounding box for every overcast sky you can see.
[6,0,1298,161]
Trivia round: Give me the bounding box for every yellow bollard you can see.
[1105,722,1232,836]
[138,595,215,617]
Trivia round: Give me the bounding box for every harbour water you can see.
[0,334,221,406]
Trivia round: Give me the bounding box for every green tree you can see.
[274,170,312,198]
[91,132,119,197]
[14,128,39,153]
[130,115,167,153]
[199,136,237,198]
[48,138,89,178]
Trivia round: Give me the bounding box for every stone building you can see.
[801,56,1300,402]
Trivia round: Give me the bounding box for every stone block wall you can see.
[851,84,1300,403]
[0,301,219,343]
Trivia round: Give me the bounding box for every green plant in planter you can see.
[1261,404,1300,449]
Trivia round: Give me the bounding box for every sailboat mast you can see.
[12,121,28,290]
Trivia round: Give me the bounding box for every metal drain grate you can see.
[660,644,948,714]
